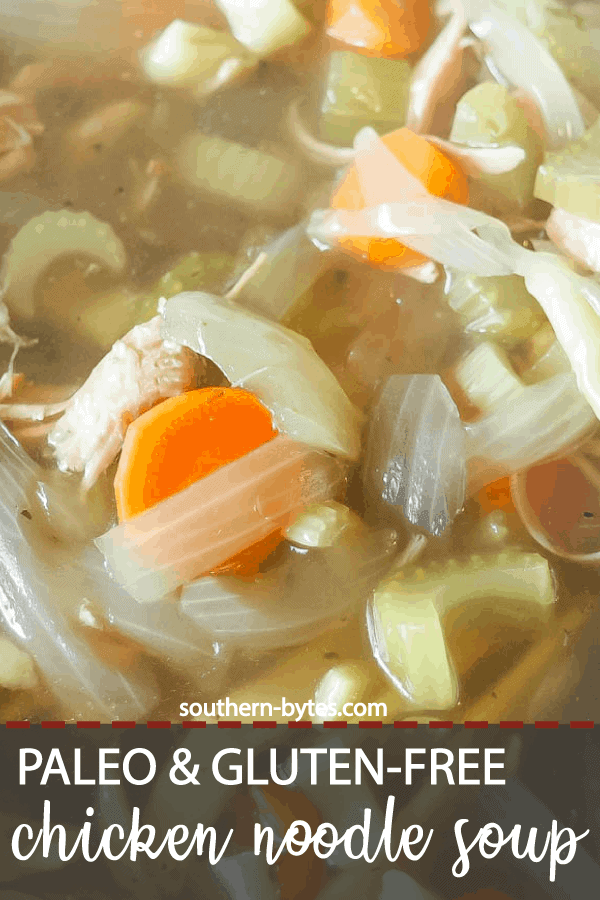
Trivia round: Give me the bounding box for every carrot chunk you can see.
[326,0,430,59]
[476,476,515,515]
[330,127,469,269]
[114,386,279,575]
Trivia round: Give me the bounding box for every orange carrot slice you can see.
[331,127,469,270]
[114,386,279,575]
[476,476,515,515]
[326,0,430,59]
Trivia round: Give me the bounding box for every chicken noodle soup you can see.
[0,0,599,723]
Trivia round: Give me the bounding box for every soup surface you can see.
[1,0,600,723]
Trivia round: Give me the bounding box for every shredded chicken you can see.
[48,316,197,489]
[0,90,43,182]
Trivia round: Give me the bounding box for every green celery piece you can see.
[370,549,554,711]
[63,252,235,350]
[446,271,546,349]
[450,83,543,212]
[178,134,301,213]
[319,51,411,147]
[534,116,600,221]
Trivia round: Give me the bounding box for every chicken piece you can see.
[0,90,43,182]
[48,316,197,489]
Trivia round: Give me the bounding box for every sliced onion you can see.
[425,134,526,176]
[466,372,596,493]
[515,252,600,421]
[0,424,158,720]
[96,436,346,603]
[180,525,397,652]
[461,0,584,149]
[546,208,600,273]
[287,99,356,167]
[407,9,468,133]
[363,375,466,536]
[512,454,600,565]
[1,209,127,319]
[161,291,362,459]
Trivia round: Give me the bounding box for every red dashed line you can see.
[359,721,382,729]
[6,721,30,729]
[253,721,277,728]
[112,721,136,729]
[77,721,101,729]
[218,721,241,729]
[429,721,453,729]
[323,721,347,728]
[41,721,65,729]
[570,721,594,729]
[465,721,489,729]
[147,721,171,729]
[500,721,524,729]
[535,721,559,729]
[288,721,312,729]
[182,721,206,728]
[394,721,418,728]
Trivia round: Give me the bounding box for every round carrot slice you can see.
[331,127,469,270]
[114,387,279,575]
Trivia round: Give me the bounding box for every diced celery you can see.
[214,0,311,57]
[446,271,547,349]
[319,51,411,147]
[453,342,524,415]
[177,133,301,213]
[450,83,543,212]
[534,117,600,221]
[57,253,235,350]
[369,550,555,712]
[140,20,257,98]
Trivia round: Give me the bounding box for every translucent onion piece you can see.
[180,525,396,651]
[0,636,37,690]
[461,1,584,149]
[515,252,600,421]
[546,207,600,273]
[307,128,517,276]
[96,436,346,603]
[364,375,466,536]
[369,550,554,712]
[511,457,600,565]
[1,209,127,319]
[81,547,224,667]
[139,20,257,97]
[0,424,157,719]
[466,372,596,493]
[227,224,334,321]
[214,0,311,56]
[407,9,467,133]
[425,134,526,176]
[161,292,362,458]
[287,99,356,167]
